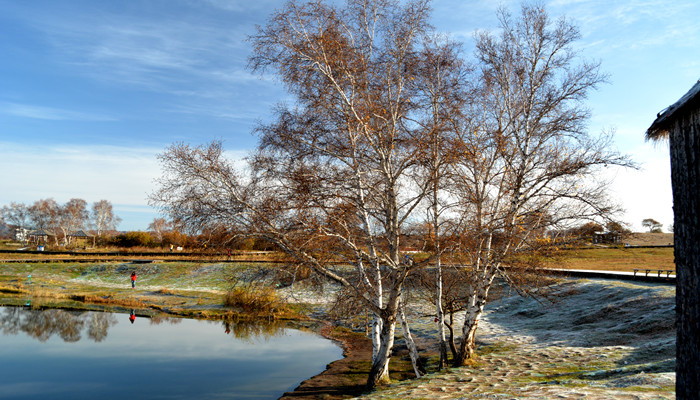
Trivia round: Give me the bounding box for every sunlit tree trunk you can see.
[454,269,496,366]
[398,297,423,378]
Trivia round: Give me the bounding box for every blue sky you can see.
[1,0,698,232]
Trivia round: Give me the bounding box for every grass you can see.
[223,286,289,315]
[548,247,674,272]
[0,260,300,321]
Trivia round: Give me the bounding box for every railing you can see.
[633,269,675,278]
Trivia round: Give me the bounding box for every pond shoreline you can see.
[0,261,677,399]
[0,263,381,400]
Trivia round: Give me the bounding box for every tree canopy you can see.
[151,0,631,389]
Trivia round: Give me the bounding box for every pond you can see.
[0,306,342,400]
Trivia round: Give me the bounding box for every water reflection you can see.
[0,306,284,343]
[0,306,342,400]
[0,307,117,343]
[222,319,286,341]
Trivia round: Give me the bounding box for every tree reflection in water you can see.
[0,307,116,343]
[0,307,288,343]
[222,318,285,341]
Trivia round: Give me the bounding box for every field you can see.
[0,241,677,399]
[552,246,674,272]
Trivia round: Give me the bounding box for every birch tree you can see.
[91,200,121,237]
[58,198,88,245]
[29,198,61,245]
[148,218,171,243]
[410,37,471,369]
[152,0,447,388]
[0,202,30,241]
[446,4,631,365]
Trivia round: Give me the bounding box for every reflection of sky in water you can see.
[0,307,342,399]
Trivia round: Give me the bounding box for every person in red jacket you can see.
[130,271,137,289]
[129,310,136,324]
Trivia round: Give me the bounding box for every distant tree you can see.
[29,199,60,231]
[58,198,88,245]
[113,231,155,248]
[573,222,604,238]
[90,200,121,237]
[0,202,29,230]
[160,230,192,248]
[28,198,61,245]
[642,218,663,233]
[606,221,631,235]
[147,218,171,243]
[1,202,30,243]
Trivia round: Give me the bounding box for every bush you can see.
[112,231,156,248]
[223,286,287,315]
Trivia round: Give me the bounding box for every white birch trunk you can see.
[456,269,496,365]
[367,318,396,388]
[398,298,423,378]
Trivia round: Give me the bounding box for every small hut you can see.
[28,229,55,246]
[646,79,700,399]
[68,230,94,247]
[592,231,620,244]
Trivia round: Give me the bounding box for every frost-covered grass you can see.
[357,278,675,400]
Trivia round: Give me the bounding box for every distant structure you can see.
[591,232,620,244]
[28,229,54,246]
[68,230,94,247]
[646,79,700,399]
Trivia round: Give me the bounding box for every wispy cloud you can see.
[1,102,116,121]
[0,142,161,206]
[0,142,248,207]
[15,2,262,103]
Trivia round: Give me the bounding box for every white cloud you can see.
[1,102,116,122]
[0,142,161,206]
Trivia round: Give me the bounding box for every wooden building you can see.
[646,79,700,399]
[28,229,55,245]
[68,230,94,247]
[591,231,620,244]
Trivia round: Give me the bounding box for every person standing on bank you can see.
[130,271,137,289]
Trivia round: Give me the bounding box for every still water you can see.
[0,306,342,400]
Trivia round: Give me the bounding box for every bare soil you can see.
[279,326,373,400]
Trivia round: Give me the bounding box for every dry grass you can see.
[223,286,289,316]
[549,247,674,272]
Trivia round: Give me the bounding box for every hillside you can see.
[623,232,674,247]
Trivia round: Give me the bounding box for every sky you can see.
[1,0,698,232]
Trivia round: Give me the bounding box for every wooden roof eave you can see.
[647,79,700,141]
